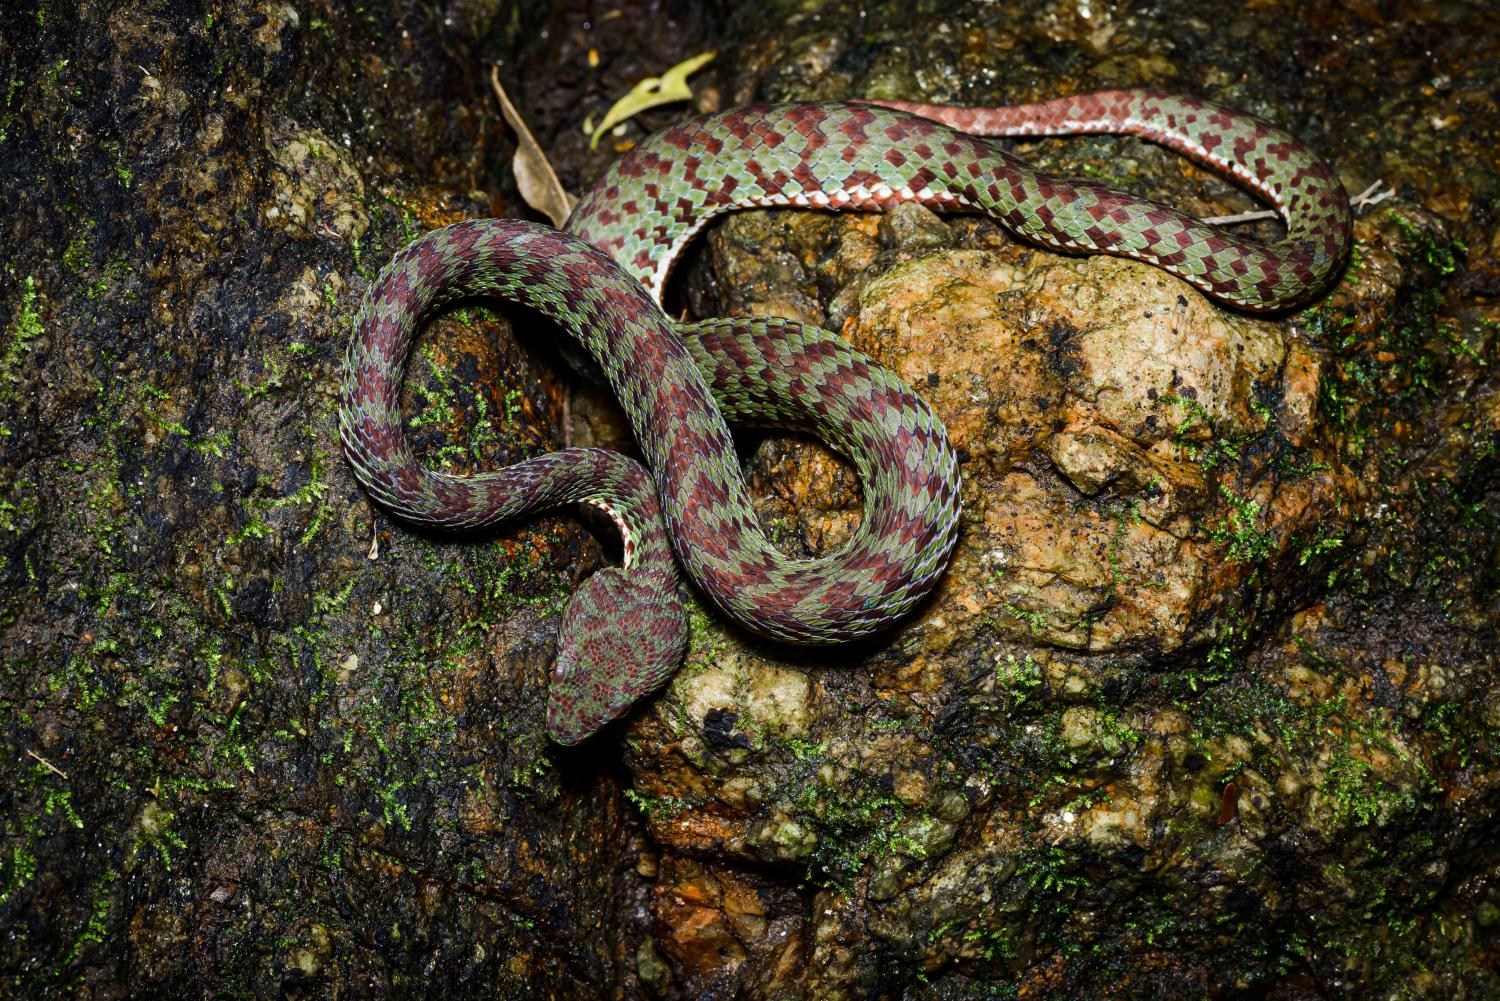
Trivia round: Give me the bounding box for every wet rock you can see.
[638,2,1500,999]
[0,1,719,997]
[262,123,370,242]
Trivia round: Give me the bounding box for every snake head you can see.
[546,565,689,745]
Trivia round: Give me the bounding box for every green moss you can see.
[1017,844,1088,903]
[40,57,67,94]
[159,420,229,457]
[759,736,929,888]
[352,193,425,280]
[1439,320,1487,366]
[1296,531,1343,566]
[211,575,234,618]
[225,517,270,546]
[1103,500,1142,585]
[236,355,287,399]
[1386,210,1464,277]
[623,787,690,819]
[0,760,86,910]
[962,923,1016,966]
[1315,211,1471,461]
[62,235,90,276]
[1003,600,1050,635]
[102,141,132,187]
[298,503,332,546]
[995,652,1043,708]
[1207,486,1273,565]
[1197,631,1434,839]
[0,478,37,534]
[2,276,43,402]
[320,276,340,311]
[135,800,188,870]
[405,346,511,470]
[502,386,524,426]
[800,776,908,888]
[0,842,37,907]
[1322,747,1389,828]
[61,867,116,967]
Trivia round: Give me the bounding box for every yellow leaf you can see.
[589,50,715,150]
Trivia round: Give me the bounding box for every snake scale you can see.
[339,89,1351,744]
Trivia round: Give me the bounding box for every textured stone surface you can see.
[0,1,717,996]
[644,2,1499,999]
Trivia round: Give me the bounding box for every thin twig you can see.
[1201,208,1280,226]
[1350,179,1395,212]
[1203,179,1393,227]
[26,748,68,779]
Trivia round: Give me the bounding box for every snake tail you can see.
[567,91,1350,311]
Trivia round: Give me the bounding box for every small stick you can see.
[1350,179,1394,211]
[1202,208,1279,226]
[1203,179,1394,227]
[26,748,68,779]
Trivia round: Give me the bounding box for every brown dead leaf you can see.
[490,65,576,227]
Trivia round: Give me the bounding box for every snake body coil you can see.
[340,90,1351,743]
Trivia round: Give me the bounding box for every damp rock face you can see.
[2,2,1498,1001]
[0,1,717,997]
[632,3,1499,1000]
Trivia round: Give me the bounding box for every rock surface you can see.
[1,1,1496,999]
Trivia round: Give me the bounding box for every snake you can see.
[339,89,1351,744]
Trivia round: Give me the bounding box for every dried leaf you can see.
[589,50,715,150]
[490,65,576,227]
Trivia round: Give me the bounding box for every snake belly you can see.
[340,89,1351,743]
